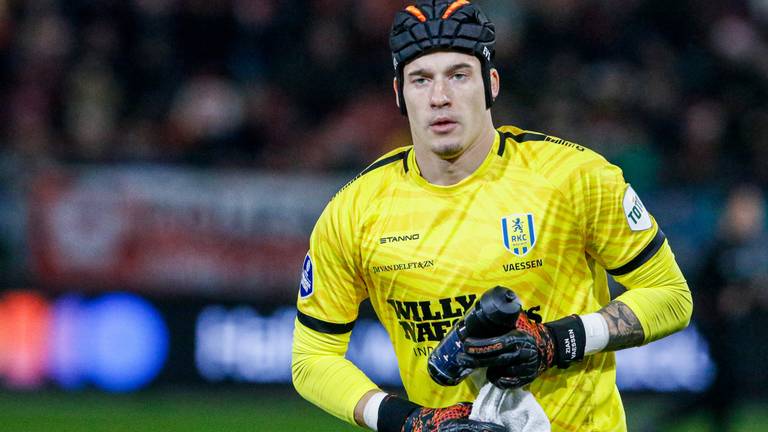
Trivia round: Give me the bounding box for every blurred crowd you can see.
[0,1,767,425]
[0,0,766,189]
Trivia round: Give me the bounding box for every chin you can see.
[431,140,465,159]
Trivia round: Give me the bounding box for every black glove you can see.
[432,418,508,432]
[402,403,506,432]
[377,396,505,432]
[458,307,586,388]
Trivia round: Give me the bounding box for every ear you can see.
[489,68,500,101]
[393,77,401,109]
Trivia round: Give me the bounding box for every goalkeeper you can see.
[292,1,692,431]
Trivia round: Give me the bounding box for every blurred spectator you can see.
[62,56,122,161]
[663,184,768,430]
[675,100,727,185]
[166,73,246,164]
[0,0,764,181]
[299,87,408,170]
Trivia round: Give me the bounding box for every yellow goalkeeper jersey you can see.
[296,125,668,431]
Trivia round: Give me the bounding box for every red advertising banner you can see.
[27,166,343,301]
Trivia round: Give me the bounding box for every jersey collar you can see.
[407,130,503,195]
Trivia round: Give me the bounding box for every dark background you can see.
[0,1,766,431]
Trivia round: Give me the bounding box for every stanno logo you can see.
[544,135,585,151]
[380,233,420,244]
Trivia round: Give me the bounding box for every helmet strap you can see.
[481,61,494,110]
[397,68,407,116]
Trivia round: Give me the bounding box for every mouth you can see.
[429,117,458,134]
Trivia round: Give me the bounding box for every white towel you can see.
[469,382,551,432]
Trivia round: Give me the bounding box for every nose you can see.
[430,78,451,109]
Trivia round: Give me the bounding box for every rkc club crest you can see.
[501,213,536,256]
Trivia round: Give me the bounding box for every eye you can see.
[411,77,429,85]
[452,72,468,81]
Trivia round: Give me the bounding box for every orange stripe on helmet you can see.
[442,0,470,19]
[405,5,427,22]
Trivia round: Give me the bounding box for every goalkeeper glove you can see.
[457,307,586,388]
[376,395,505,432]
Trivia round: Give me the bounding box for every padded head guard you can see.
[389,0,496,115]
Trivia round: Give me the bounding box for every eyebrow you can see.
[406,62,474,77]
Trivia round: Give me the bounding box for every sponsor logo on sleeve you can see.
[623,186,652,231]
[299,253,314,299]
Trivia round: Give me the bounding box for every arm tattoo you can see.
[598,301,645,351]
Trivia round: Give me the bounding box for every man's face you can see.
[400,51,494,160]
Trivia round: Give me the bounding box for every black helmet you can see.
[389,0,496,115]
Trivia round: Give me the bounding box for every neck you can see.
[414,124,496,186]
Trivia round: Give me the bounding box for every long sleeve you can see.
[291,318,380,425]
[612,240,693,344]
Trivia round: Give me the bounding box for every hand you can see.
[402,403,505,432]
[458,307,579,388]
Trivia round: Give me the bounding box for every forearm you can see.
[291,319,379,425]
[610,240,693,344]
[559,241,691,355]
[293,320,430,432]
[354,389,381,427]
[598,300,645,351]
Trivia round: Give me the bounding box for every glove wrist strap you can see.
[377,395,420,432]
[545,315,586,368]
